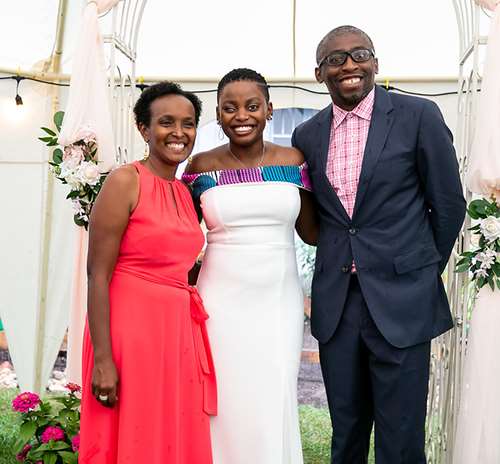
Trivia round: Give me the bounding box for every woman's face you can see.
[217,80,272,147]
[140,94,197,165]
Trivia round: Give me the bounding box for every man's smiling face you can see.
[315,32,378,111]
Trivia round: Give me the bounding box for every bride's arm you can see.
[296,189,319,246]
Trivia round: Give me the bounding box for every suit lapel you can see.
[353,86,394,218]
[315,106,350,223]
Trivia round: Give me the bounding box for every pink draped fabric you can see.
[61,0,119,384]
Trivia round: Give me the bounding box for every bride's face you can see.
[217,80,273,147]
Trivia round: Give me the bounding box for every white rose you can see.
[480,216,500,243]
[65,172,83,190]
[77,161,101,186]
[59,156,81,182]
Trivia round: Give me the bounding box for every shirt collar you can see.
[332,87,375,129]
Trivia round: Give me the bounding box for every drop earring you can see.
[143,140,149,160]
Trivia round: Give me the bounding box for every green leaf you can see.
[43,452,58,464]
[41,127,57,136]
[455,263,470,273]
[489,278,496,291]
[14,437,27,454]
[66,190,82,200]
[27,448,44,460]
[48,441,71,451]
[492,263,500,277]
[19,420,37,444]
[59,450,78,464]
[47,139,59,147]
[74,216,87,228]
[53,148,63,164]
[496,279,500,291]
[54,111,64,131]
[39,136,54,143]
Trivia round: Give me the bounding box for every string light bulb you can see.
[14,76,24,106]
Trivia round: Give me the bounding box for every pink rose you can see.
[12,392,40,413]
[63,144,84,163]
[71,433,80,452]
[40,426,65,443]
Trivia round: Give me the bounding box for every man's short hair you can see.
[316,26,375,65]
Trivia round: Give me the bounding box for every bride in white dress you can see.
[182,68,317,464]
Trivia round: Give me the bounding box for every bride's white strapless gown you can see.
[183,165,311,464]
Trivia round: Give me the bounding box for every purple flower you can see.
[40,426,65,443]
[71,433,80,452]
[12,392,41,413]
[15,443,31,461]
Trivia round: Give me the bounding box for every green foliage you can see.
[39,112,109,230]
[8,387,80,464]
[299,405,375,463]
[456,196,500,292]
[1,394,379,464]
[0,389,21,464]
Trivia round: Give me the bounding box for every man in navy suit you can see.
[292,26,465,463]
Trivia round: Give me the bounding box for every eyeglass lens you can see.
[325,49,373,66]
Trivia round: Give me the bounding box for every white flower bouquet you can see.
[39,111,109,229]
[456,197,500,292]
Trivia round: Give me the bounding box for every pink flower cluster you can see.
[40,426,65,443]
[12,392,41,413]
[71,433,80,452]
[66,382,81,394]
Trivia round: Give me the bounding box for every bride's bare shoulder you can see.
[185,146,226,174]
[266,142,305,166]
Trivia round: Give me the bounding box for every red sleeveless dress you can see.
[79,161,216,464]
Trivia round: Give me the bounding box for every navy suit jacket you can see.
[292,85,466,348]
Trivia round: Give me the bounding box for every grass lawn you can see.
[0,389,374,464]
[0,389,20,464]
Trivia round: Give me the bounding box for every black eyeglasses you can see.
[319,49,375,68]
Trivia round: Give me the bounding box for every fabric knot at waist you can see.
[113,266,217,416]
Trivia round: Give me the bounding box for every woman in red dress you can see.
[79,82,216,464]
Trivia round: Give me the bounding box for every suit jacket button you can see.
[348,228,357,235]
[341,266,350,273]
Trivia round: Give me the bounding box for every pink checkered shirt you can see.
[326,88,375,218]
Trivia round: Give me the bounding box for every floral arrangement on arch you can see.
[39,111,109,229]
[11,383,81,464]
[456,196,500,292]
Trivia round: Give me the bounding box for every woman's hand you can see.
[92,357,119,408]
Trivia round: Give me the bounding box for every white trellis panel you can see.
[425,2,489,462]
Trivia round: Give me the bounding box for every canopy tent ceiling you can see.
[2,0,464,80]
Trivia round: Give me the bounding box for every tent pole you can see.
[33,0,68,394]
